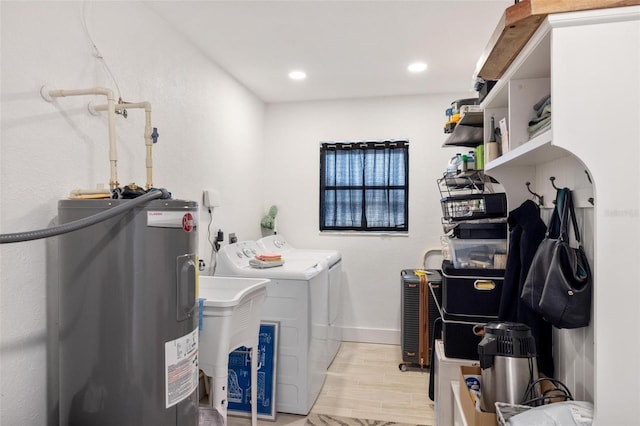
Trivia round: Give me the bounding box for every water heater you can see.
[58,199,199,426]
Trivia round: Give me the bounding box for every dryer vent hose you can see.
[0,188,170,244]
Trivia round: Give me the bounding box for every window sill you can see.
[319,231,409,237]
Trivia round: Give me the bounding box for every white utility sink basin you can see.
[200,276,268,308]
[198,276,268,426]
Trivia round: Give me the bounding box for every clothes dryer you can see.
[257,235,342,366]
[214,241,328,415]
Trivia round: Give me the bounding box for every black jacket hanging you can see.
[499,199,554,377]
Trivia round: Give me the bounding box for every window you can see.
[319,140,409,232]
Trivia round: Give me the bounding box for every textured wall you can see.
[0,2,265,424]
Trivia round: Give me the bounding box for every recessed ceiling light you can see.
[408,62,428,73]
[289,70,307,80]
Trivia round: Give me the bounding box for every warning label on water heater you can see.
[165,328,198,408]
[148,211,198,231]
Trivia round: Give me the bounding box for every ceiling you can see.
[149,1,513,104]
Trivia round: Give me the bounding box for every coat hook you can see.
[550,176,560,191]
[585,171,595,206]
[525,182,544,206]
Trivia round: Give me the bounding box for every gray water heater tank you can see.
[58,199,199,426]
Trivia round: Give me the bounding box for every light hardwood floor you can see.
[227,342,435,426]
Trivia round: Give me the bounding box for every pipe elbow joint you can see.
[95,87,115,100]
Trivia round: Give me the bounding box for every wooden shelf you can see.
[474,0,639,81]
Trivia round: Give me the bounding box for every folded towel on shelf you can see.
[529,121,551,139]
[533,94,551,116]
[529,103,551,126]
[249,258,284,269]
[528,116,551,135]
[529,96,551,138]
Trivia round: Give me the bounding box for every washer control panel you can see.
[223,241,262,268]
[257,234,294,253]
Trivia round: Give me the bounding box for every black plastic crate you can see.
[452,222,507,239]
[440,193,507,221]
[441,260,504,317]
[442,312,490,360]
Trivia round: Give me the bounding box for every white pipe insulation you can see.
[92,102,155,190]
[41,86,119,189]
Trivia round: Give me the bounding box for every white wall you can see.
[0,2,265,424]
[264,94,466,342]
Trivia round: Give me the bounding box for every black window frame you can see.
[319,140,409,232]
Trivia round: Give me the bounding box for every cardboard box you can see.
[459,365,497,426]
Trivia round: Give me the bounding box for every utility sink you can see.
[198,275,268,374]
[198,276,268,426]
[199,275,269,309]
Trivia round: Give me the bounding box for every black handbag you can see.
[538,189,592,328]
[520,188,568,315]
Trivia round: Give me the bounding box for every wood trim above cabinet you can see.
[475,0,640,81]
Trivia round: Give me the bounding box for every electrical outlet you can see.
[203,190,212,208]
[203,189,221,208]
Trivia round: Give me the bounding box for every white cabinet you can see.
[475,6,640,424]
[433,340,476,426]
[451,381,468,426]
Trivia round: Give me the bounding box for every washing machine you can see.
[214,240,328,415]
[257,234,342,366]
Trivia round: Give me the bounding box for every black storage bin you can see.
[441,260,504,317]
[440,193,507,222]
[442,313,490,360]
[452,222,507,239]
[478,80,497,103]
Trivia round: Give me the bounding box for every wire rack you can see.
[437,170,497,199]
